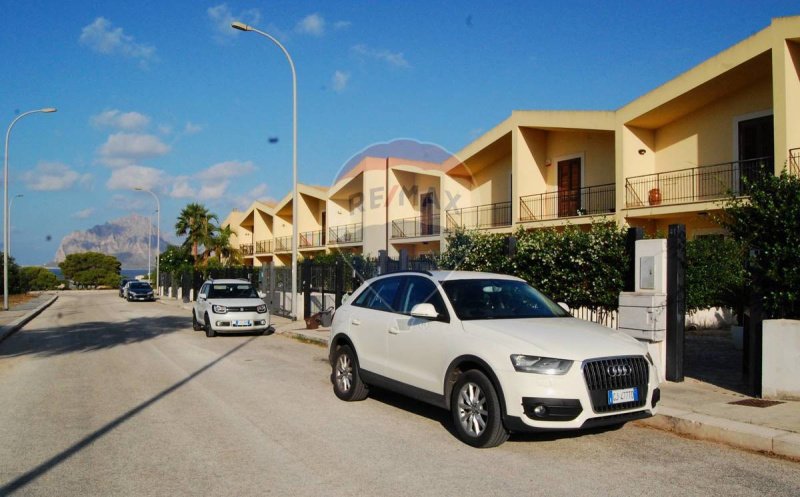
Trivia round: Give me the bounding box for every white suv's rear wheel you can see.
[451,370,509,448]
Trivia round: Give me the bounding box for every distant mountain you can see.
[50,214,169,269]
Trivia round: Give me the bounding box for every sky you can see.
[1,1,799,265]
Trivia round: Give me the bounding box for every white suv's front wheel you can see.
[331,345,368,401]
[451,370,509,448]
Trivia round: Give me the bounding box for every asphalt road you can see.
[0,291,798,497]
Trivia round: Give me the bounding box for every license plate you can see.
[608,387,638,405]
[232,320,252,327]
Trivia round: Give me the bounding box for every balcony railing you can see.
[328,223,363,244]
[625,157,773,208]
[520,183,615,222]
[240,243,254,256]
[446,201,511,231]
[300,230,325,248]
[391,214,440,239]
[274,236,292,252]
[790,148,800,176]
[255,239,272,254]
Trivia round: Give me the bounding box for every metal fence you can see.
[391,214,441,238]
[520,183,615,221]
[446,201,512,231]
[625,157,773,208]
[328,223,363,244]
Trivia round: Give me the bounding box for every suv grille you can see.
[227,306,259,312]
[583,356,649,413]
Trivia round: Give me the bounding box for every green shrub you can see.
[685,236,746,318]
[20,266,60,291]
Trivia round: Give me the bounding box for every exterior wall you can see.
[653,76,772,172]
[545,130,615,188]
[772,27,800,168]
[470,155,511,206]
[515,127,547,200]
[362,161,388,256]
[254,209,273,243]
[762,319,800,400]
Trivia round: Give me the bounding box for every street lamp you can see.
[4,107,56,310]
[232,21,299,320]
[134,188,160,296]
[9,194,22,263]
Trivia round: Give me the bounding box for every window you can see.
[441,279,568,321]
[398,276,448,319]
[207,283,259,299]
[352,277,403,312]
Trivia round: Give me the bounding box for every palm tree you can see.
[175,203,218,262]
[210,225,242,266]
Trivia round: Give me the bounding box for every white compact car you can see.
[329,270,660,448]
[193,279,272,337]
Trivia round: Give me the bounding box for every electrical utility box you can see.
[618,239,667,342]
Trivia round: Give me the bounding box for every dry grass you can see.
[8,293,36,307]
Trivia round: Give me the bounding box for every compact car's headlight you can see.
[256,304,267,313]
[510,355,573,375]
[212,304,227,314]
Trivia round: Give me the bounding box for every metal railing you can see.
[790,148,800,176]
[328,223,363,244]
[300,229,325,248]
[240,243,254,256]
[391,214,440,238]
[520,183,615,221]
[274,236,292,252]
[255,239,272,254]
[625,157,773,208]
[446,201,511,231]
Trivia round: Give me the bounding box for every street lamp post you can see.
[9,194,22,263]
[134,188,160,296]
[232,21,299,320]
[4,107,56,310]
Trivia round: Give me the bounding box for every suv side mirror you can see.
[198,293,207,300]
[410,303,438,320]
[558,302,570,312]
[257,291,266,299]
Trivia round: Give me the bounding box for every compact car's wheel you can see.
[451,370,509,448]
[204,314,216,337]
[192,311,202,331]
[331,345,368,401]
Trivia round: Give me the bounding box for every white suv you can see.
[329,271,660,448]
[193,279,272,337]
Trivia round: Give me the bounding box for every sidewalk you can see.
[0,292,59,343]
[4,293,798,460]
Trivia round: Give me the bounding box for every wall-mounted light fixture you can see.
[638,149,647,155]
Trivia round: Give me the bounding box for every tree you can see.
[208,224,242,267]
[59,252,121,288]
[20,266,60,291]
[720,169,800,319]
[158,244,195,274]
[175,203,218,262]
[0,252,23,294]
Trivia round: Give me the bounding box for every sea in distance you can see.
[44,268,150,280]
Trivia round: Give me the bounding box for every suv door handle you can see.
[351,319,361,326]
[388,326,399,335]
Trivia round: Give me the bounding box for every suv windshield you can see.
[129,282,151,290]
[207,283,259,299]
[441,279,569,320]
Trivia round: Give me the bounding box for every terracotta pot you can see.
[648,188,662,206]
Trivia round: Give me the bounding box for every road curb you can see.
[277,328,328,346]
[0,295,59,343]
[635,406,800,460]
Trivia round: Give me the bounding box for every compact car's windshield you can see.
[208,283,259,299]
[129,282,152,290]
[441,279,569,320]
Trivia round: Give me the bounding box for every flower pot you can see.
[648,188,662,206]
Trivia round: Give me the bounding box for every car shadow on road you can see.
[0,315,190,359]
[366,387,624,445]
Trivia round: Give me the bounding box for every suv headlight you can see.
[256,304,267,314]
[510,355,573,375]
[212,304,228,314]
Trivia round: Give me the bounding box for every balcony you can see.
[446,201,511,231]
[255,239,272,254]
[328,223,363,244]
[391,214,440,239]
[520,183,615,222]
[274,236,292,252]
[625,157,773,208]
[240,243,254,256]
[790,148,799,176]
[300,229,325,248]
